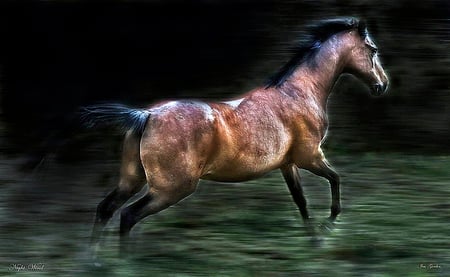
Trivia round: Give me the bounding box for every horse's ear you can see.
[348,18,358,27]
[358,20,368,37]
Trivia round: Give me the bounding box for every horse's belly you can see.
[201,169,269,182]
[200,155,284,182]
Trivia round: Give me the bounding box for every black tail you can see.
[80,103,151,135]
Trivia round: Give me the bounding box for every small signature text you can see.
[418,263,442,271]
[8,263,45,272]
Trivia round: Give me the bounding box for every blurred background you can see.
[0,1,449,276]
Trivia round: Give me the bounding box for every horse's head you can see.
[344,20,389,96]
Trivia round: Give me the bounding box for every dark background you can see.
[0,1,449,275]
[0,0,449,165]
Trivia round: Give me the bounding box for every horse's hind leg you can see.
[119,177,198,253]
[91,131,146,246]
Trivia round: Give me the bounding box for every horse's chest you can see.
[295,112,328,139]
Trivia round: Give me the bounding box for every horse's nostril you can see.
[372,84,385,95]
[378,82,389,94]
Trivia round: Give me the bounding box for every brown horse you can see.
[83,17,388,250]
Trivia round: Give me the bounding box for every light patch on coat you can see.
[223,98,244,109]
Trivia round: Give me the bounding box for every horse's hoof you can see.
[88,256,104,269]
[309,236,323,247]
[319,219,336,233]
[328,213,339,222]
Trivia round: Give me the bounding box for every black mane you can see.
[266,17,367,88]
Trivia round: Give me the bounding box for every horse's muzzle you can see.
[372,82,388,96]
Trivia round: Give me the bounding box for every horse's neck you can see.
[288,35,350,109]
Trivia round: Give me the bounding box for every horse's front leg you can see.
[306,152,341,222]
[281,164,310,221]
[281,164,317,238]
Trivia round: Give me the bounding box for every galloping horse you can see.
[83,17,389,249]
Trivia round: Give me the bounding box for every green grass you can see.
[1,153,449,276]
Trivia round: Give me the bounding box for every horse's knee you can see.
[96,199,113,223]
[119,177,199,236]
[119,194,153,235]
[96,189,125,222]
[101,167,145,225]
[304,155,339,183]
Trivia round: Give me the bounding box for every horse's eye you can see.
[369,47,378,56]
